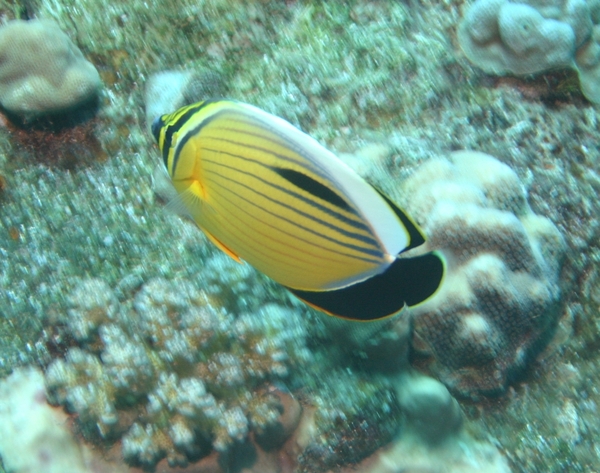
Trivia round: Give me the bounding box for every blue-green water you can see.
[0,1,598,472]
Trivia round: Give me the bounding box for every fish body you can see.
[152,100,444,320]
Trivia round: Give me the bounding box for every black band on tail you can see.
[288,251,445,321]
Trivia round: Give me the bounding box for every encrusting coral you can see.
[45,276,311,468]
[400,151,565,398]
[295,369,403,473]
[0,20,104,169]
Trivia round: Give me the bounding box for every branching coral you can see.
[45,277,310,468]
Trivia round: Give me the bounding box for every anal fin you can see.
[287,251,445,321]
[204,228,242,263]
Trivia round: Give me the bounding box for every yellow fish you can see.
[152,100,444,321]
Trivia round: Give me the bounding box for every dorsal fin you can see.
[374,189,426,251]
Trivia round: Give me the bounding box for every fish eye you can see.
[151,116,164,142]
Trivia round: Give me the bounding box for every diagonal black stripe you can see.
[161,102,208,166]
[203,167,383,259]
[207,120,332,180]
[212,117,305,155]
[207,161,370,238]
[204,188,371,272]
[204,175,382,264]
[165,101,220,169]
[201,148,370,233]
[273,167,351,211]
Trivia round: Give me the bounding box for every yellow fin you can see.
[163,181,242,263]
[153,165,183,209]
[162,181,206,220]
[203,228,242,263]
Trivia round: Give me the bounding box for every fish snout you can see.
[151,115,164,142]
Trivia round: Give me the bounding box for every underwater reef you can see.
[0,0,599,472]
[403,150,565,398]
[45,273,311,467]
[458,0,600,103]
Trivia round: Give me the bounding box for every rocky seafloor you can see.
[0,0,599,472]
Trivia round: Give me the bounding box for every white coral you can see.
[0,368,89,473]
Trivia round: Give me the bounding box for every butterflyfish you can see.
[152,100,445,321]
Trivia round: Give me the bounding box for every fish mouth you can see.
[151,115,164,142]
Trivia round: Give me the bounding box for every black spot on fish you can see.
[273,168,351,211]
